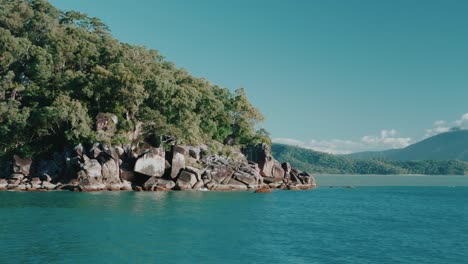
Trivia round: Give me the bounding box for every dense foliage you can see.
[272,144,468,175]
[0,0,270,159]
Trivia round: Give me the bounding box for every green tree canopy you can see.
[0,0,270,158]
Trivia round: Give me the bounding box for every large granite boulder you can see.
[209,164,234,184]
[263,176,284,184]
[40,174,52,182]
[101,158,119,182]
[41,181,56,190]
[175,170,199,191]
[271,161,285,179]
[12,155,32,177]
[134,147,166,177]
[297,171,316,186]
[170,145,187,179]
[8,173,24,184]
[192,181,205,190]
[8,182,28,191]
[233,171,262,188]
[84,144,120,183]
[289,169,301,183]
[285,168,317,190]
[118,145,137,172]
[144,177,176,191]
[248,162,261,174]
[243,144,274,177]
[178,170,197,186]
[120,170,135,182]
[78,159,105,191]
[6,174,23,190]
[175,179,193,191]
[0,179,7,190]
[89,143,102,159]
[282,162,291,174]
[78,175,105,191]
[210,179,248,191]
[82,159,102,178]
[185,166,203,181]
[30,177,42,189]
[74,144,85,160]
[109,181,132,191]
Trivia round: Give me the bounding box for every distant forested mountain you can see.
[346,130,468,161]
[271,143,468,175]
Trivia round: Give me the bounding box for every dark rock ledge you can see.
[0,143,316,192]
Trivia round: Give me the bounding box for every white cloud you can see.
[273,129,411,155]
[425,126,450,138]
[274,112,468,155]
[434,120,446,126]
[454,113,468,127]
[360,129,411,149]
[426,113,468,137]
[305,139,358,155]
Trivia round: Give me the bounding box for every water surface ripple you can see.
[0,182,467,263]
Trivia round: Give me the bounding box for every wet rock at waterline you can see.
[1,143,316,192]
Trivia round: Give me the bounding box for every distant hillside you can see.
[346,130,468,161]
[271,143,468,175]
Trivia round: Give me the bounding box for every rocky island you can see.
[0,0,315,192]
[1,140,316,192]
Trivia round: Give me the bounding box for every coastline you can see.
[1,143,316,193]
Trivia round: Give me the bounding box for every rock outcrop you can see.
[144,177,175,191]
[69,143,132,191]
[5,160,56,191]
[1,143,316,192]
[0,179,8,190]
[12,155,32,177]
[134,147,166,177]
[170,145,187,179]
[243,143,275,177]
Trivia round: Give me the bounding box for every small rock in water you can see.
[255,187,272,193]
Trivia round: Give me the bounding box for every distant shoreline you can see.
[314,174,468,187]
[314,174,468,177]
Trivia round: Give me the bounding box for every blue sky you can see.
[50,0,468,153]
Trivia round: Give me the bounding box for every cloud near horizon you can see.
[274,113,468,155]
[273,129,411,155]
[425,113,468,138]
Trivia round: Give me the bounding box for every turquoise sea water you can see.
[0,176,467,264]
